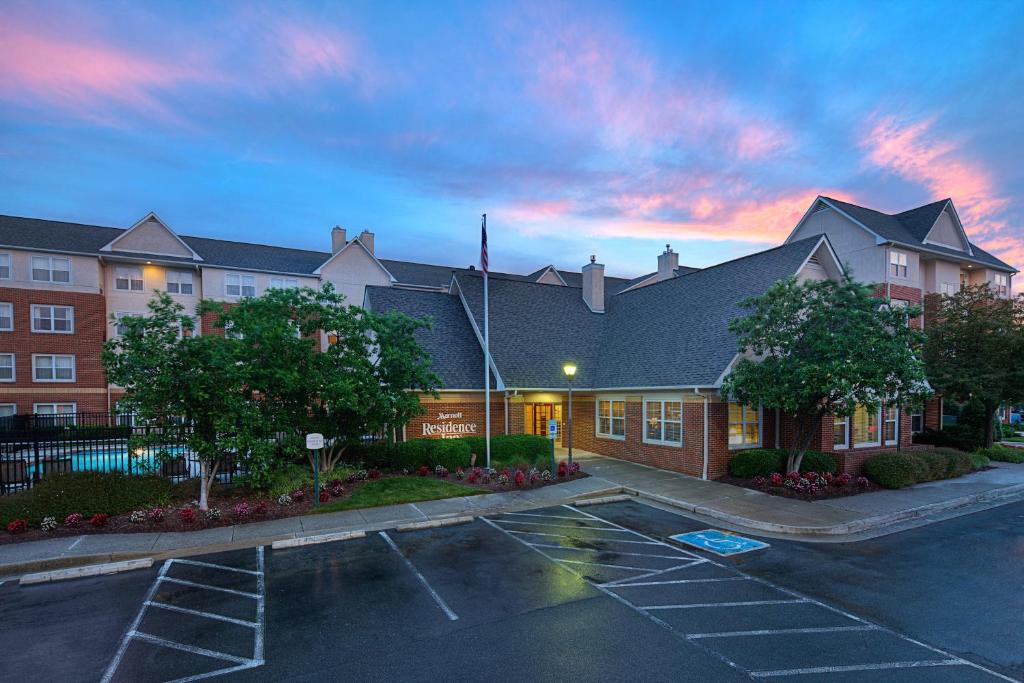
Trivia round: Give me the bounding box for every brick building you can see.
[0,196,1016,477]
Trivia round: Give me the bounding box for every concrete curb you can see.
[396,516,474,532]
[271,530,366,549]
[628,482,1024,537]
[20,558,153,585]
[572,494,635,507]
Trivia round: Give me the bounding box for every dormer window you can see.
[889,250,908,278]
[115,266,144,291]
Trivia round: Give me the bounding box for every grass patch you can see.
[316,477,483,513]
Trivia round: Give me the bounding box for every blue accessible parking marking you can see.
[670,529,769,556]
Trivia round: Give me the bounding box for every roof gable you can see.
[312,237,396,281]
[917,201,972,254]
[534,265,567,286]
[101,212,202,261]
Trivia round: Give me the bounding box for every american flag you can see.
[480,214,488,274]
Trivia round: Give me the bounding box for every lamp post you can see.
[563,363,577,466]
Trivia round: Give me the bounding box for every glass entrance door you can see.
[530,403,563,446]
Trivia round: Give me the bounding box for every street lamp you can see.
[563,363,577,465]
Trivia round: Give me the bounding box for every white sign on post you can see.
[547,419,558,440]
[305,433,325,450]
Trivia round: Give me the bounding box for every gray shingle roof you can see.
[363,286,491,390]
[820,197,1014,271]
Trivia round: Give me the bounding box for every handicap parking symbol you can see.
[669,529,769,556]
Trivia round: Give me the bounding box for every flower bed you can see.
[720,469,880,501]
[0,461,587,544]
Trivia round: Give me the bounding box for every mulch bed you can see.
[0,468,589,545]
[718,475,884,501]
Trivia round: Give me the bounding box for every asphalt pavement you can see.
[1,500,1019,682]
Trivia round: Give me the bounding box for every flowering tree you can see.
[722,276,930,473]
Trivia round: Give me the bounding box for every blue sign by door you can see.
[547,419,558,439]
[669,529,769,556]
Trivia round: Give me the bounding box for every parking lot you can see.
[0,500,1018,682]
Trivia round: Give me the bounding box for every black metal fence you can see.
[0,412,244,495]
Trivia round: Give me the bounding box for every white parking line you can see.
[503,511,614,523]
[160,577,260,599]
[379,531,458,622]
[552,558,659,571]
[101,561,171,683]
[526,543,696,561]
[145,601,260,628]
[751,659,965,678]
[503,529,663,545]
[688,625,877,639]
[172,559,262,576]
[602,561,707,586]
[490,518,636,533]
[641,599,808,610]
[612,577,748,588]
[129,632,250,664]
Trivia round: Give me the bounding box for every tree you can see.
[103,293,267,510]
[923,284,1024,448]
[722,276,930,472]
[216,284,440,473]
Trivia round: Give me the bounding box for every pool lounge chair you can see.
[0,459,30,494]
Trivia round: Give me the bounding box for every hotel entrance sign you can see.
[548,419,558,440]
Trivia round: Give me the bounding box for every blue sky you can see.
[1,0,1022,277]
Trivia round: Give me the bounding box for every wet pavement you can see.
[1,500,1019,682]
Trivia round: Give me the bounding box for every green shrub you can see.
[0,472,172,526]
[913,425,984,452]
[864,453,924,489]
[975,445,1024,464]
[969,452,990,470]
[727,448,838,477]
[460,434,553,468]
[261,464,314,497]
[356,438,473,471]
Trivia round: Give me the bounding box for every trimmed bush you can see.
[864,453,924,489]
[460,434,553,468]
[969,451,990,471]
[728,449,838,477]
[0,472,172,526]
[975,445,1024,464]
[913,425,983,452]
[356,438,473,471]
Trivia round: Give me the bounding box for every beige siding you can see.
[886,246,921,288]
[922,258,961,294]
[924,209,968,251]
[536,269,565,285]
[790,207,884,283]
[104,263,204,326]
[0,249,101,293]
[199,267,319,303]
[318,244,392,307]
[106,217,195,258]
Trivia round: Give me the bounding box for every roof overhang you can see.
[99,212,204,261]
[921,200,974,256]
[312,237,397,282]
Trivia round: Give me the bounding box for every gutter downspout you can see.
[504,391,509,435]
[695,389,709,480]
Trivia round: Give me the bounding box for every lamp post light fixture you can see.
[563,363,577,465]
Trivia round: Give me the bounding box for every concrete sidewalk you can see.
[572,449,1024,539]
[0,475,620,578]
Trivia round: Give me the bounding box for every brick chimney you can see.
[657,244,678,282]
[582,255,605,313]
[358,230,375,255]
[331,226,347,254]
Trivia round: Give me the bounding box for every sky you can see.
[1,0,1023,278]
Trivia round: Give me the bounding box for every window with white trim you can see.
[0,302,11,331]
[833,414,849,449]
[889,250,908,278]
[225,273,256,297]
[33,403,76,424]
[166,270,194,295]
[31,305,74,333]
[940,282,959,296]
[32,354,75,382]
[0,253,10,280]
[597,399,625,439]
[852,404,881,447]
[115,266,144,291]
[884,404,898,445]
[643,399,682,446]
[31,255,71,283]
[994,273,1009,297]
[269,277,299,289]
[911,409,924,434]
[0,404,15,418]
[0,354,13,382]
[728,402,761,447]
[113,312,135,337]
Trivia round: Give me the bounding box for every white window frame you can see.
[114,265,144,291]
[889,250,908,278]
[852,404,882,448]
[32,354,76,383]
[940,282,959,296]
[884,404,899,446]
[994,273,1009,297]
[31,255,72,284]
[225,273,257,298]
[728,402,762,449]
[269,277,299,289]
[33,403,77,424]
[910,409,924,434]
[166,270,194,295]
[30,304,74,334]
[596,397,626,440]
[0,302,12,331]
[0,253,10,280]
[643,398,683,447]
[0,353,14,382]
[113,312,135,337]
[0,404,15,418]
[833,414,849,450]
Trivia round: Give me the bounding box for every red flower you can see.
[89,513,109,528]
[319,490,330,503]
[769,472,784,486]
[64,512,83,527]
[255,500,269,515]
[179,507,197,524]
[557,461,568,478]
[514,470,526,487]
[6,519,26,534]
[368,469,381,480]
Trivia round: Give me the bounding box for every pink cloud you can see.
[862,115,1017,265]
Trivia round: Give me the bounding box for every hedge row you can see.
[864,448,974,489]
[975,445,1024,464]
[727,449,838,478]
[0,472,172,526]
[355,434,554,472]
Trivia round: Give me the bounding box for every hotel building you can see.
[0,196,1015,478]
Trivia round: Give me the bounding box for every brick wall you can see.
[403,393,506,441]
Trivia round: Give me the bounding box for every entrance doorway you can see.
[525,403,563,446]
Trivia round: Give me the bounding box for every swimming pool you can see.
[17,445,193,476]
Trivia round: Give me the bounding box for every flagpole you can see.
[482,213,491,470]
